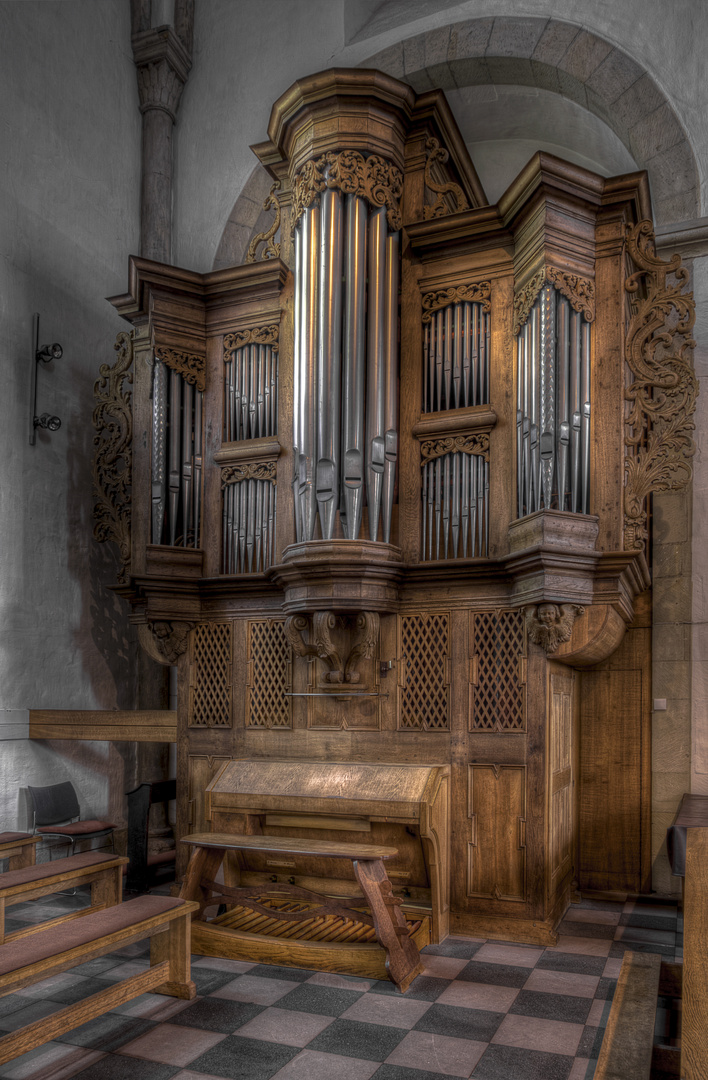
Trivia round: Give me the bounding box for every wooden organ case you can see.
[99,68,697,958]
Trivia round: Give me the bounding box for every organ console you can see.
[97,67,696,970]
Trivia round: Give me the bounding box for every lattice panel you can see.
[189,623,232,728]
[247,620,292,729]
[470,611,525,731]
[398,613,450,731]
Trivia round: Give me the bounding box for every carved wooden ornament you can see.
[422,282,491,323]
[284,611,380,686]
[292,150,403,232]
[223,325,279,356]
[423,137,469,220]
[421,433,490,464]
[154,346,206,392]
[221,461,276,487]
[623,220,698,551]
[246,182,282,263]
[524,604,584,655]
[514,267,595,336]
[92,331,133,583]
[138,620,195,665]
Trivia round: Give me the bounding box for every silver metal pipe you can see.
[254,478,263,572]
[248,343,256,439]
[484,311,490,403]
[168,368,181,546]
[427,461,434,560]
[442,452,450,558]
[461,450,470,557]
[421,456,428,559]
[341,194,367,540]
[581,319,591,514]
[224,483,232,572]
[270,344,277,436]
[570,310,582,513]
[539,285,556,510]
[471,304,479,407]
[151,358,167,544]
[557,297,570,513]
[428,316,435,413]
[300,206,320,541]
[451,452,460,557]
[516,329,524,519]
[529,303,539,514]
[246,478,255,572]
[435,310,443,411]
[434,455,441,559]
[193,390,203,546]
[423,324,429,413]
[478,307,486,405]
[316,186,343,540]
[293,226,302,539]
[257,344,265,438]
[382,229,399,544]
[443,305,452,410]
[224,356,231,442]
[462,303,471,407]
[470,454,478,557]
[366,205,387,541]
[453,304,462,409]
[181,380,193,546]
[483,458,489,555]
[238,480,247,571]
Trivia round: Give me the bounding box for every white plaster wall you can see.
[0,1,141,831]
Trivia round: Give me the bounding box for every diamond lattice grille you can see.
[399,613,449,731]
[190,623,232,728]
[471,611,525,731]
[247,620,292,729]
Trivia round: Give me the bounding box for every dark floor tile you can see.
[574,900,625,913]
[368,977,449,1002]
[276,983,364,1016]
[3,920,25,933]
[616,940,676,958]
[472,1043,574,1080]
[456,960,530,988]
[557,921,616,940]
[168,997,265,1033]
[248,964,316,982]
[578,1024,605,1058]
[372,1066,455,1080]
[0,995,29,1019]
[609,941,628,958]
[537,952,606,976]
[0,999,62,1031]
[619,912,677,931]
[73,1058,178,1080]
[56,1014,157,1051]
[188,1034,299,1079]
[421,939,483,960]
[510,989,592,1024]
[413,1002,504,1042]
[307,1018,408,1061]
[72,956,125,977]
[191,966,250,995]
[595,978,617,1001]
[46,976,113,1004]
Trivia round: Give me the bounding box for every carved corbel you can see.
[524,604,585,655]
[284,611,380,686]
[138,620,195,665]
[344,613,380,684]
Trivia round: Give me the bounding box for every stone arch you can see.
[213,14,700,269]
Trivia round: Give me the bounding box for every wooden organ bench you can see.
[181,759,449,990]
[0,895,198,1067]
[0,851,128,943]
[181,832,423,993]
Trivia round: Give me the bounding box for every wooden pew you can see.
[0,894,198,1066]
[0,834,40,871]
[595,826,708,1080]
[0,851,128,943]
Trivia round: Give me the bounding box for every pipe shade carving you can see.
[514,267,595,337]
[623,220,697,552]
[92,331,133,583]
[292,151,403,233]
[246,182,282,263]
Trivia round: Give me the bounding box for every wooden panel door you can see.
[467,764,526,902]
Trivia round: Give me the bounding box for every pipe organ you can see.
[98,68,696,955]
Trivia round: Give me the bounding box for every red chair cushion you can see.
[36,820,117,836]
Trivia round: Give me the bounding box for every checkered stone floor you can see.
[0,892,681,1080]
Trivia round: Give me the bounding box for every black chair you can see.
[28,781,116,858]
[125,779,176,893]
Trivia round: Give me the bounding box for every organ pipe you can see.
[151,357,203,547]
[366,206,387,541]
[421,452,489,560]
[423,300,490,412]
[222,477,276,575]
[341,194,367,541]
[315,187,343,540]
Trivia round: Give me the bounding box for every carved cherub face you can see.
[537,603,559,627]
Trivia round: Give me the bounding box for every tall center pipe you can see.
[366,206,387,541]
[293,224,302,540]
[316,186,343,540]
[382,229,399,544]
[299,206,320,541]
[341,194,367,540]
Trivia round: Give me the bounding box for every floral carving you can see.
[223,325,279,356]
[525,604,584,655]
[423,137,468,220]
[246,182,282,263]
[514,267,595,335]
[138,620,194,666]
[422,282,491,323]
[221,462,276,487]
[421,434,490,464]
[292,150,403,232]
[92,331,133,583]
[154,346,205,392]
[623,220,697,551]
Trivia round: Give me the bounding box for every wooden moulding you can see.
[552,604,627,667]
[449,912,559,948]
[269,539,404,614]
[28,710,177,743]
[411,406,497,442]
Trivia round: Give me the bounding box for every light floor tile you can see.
[210,974,302,1005]
[385,1029,486,1078]
[550,936,612,957]
[563,908,621,925]
[270,1049,380,1080]
[419,954,470,978]
[95,960,150,982]
[437,980,519,1012]
[588,998,612,1026]
[472,943,544,968]
[191,957,255,974]
[341,993,432,1029]
[108,992,166,1017]
[492,1013,583,1057]
[0,1041,101,1080]
[235,1006,334,1047]
[306,972,373,992]
[524,968,600,998]
[118,1021,226,1066]
[569,1057,593,1079]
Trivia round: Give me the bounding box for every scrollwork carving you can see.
[423,136,469,220]
[623,220,698,551]
[223,325,279,355]
[292,150,403,232]
[154,346,205,392]
[92,331,133,583]
[138,620,195,666]
[344,613,380,684]
[221,462,276,487]
[422,282,491,323]
[420,434,490,463]
[525,604,584,655]
[246,182,282,263]
[513,267,595,335]
[284,610,381,687]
